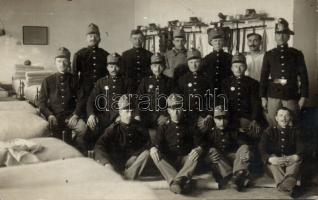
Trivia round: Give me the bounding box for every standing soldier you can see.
[260,18,309,126]
[39,47,87,148]
[121,29,153,91]
[259,107,304,197]
[222,53,262,133]
[202,27,232,93]
[86,53,132,148]
[72,23,109,118]
[94,94,150,180]
[164,28,188,82]
[150,93,205,194]
[136,53,173,132]
[205,106,252,191]
[176,48,213,132]
[245,33,264,81]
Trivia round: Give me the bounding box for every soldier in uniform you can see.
[222,53,262,133]
[72,23,109,118]
[150,93,205,194]
[121,29,153,91]
[164,28,188,82]
[205,106,252,191]
[202,27,232,93]
[245,33,264,81]
[260,18,309,126]
[175,48,213,132]
[94,94,150,180]
[86,53,132,148]
[39,47,87,147]
[136,53,173,132]
[259,107,304,196]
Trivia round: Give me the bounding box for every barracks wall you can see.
[0,0,135,84]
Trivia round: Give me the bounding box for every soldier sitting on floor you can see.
[259,107,304,197]
[39,47,87,149]
[86,53,133,149]
[94,94,150,180]
[205,105,252,191]
[150,93,205,194]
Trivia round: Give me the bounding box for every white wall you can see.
[0,0,135,84]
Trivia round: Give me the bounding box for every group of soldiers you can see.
[38,17,308,196]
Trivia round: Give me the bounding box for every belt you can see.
[272,78,288,86]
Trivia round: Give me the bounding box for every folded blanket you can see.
[25,71,54,86]
[0,139,43,166]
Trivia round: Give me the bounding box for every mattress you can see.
[0,157,158,200]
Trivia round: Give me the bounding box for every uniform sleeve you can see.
[296,129,305,158]
[38,79,53,118]
[226,54,233,77]
[86,81,101,116]
[119,53,127,78]
[192,127,208,150]
[72,76,82,116]
[259,129,271,164]
[152,125,165,149]
[250,80,262,121]
[259,52,270,98]
[296,51,309,98]
[72,51,81,85]
[94,127,113,165]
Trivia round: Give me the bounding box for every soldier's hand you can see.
[240,150,251,162]
[68,114,79,129]
[249,120,261,136]
[150,147,160,162]
[209,150,220,163]
[286,154,301,165]
[87,115,98,130]
[157,115,169,126]
[268,156,286,166]
[189,147,202,162]
[298,97,306,110]
[197,116,205,131]
[48,115,58,129]
[261,98,268,113]
[203,115,213,130]
[134,115,141,121]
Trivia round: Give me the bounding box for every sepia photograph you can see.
[0,0,317,199]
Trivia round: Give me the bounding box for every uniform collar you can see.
[172,47,187,55]
[88,45,99,50]
[277,43,288,49]
[213,49,224,54]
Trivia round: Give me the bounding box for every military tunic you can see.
[164,48,187,78]
[202,50,232,91]
[121,47,153,90]
[72,45,109,116]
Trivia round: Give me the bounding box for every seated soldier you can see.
[94,94,150,180]
[175,48,214,133]
[86,53,132,149]
[150,93,205,194]
[259,107,304,197]
[221,52,262,135]
[205,105,252,191]
[136,53,173,137]
[39,47,87,149]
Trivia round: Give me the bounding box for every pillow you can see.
[30,137,83,161]
[0,111,48,141]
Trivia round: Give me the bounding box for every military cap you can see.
[214,105,228,118]
[55,47,71,59]
[167,93,183,109]
[173,28,186,38]
[130,29,144,37]
[275,18,294,35]
[87,23,100,35]
[207,27,225,42]
[232,52,246,64]
[107,53,121,64]
[187,48,201,60]
[247,32,262,40]
[118,94,135,110]
[151,53,164,64]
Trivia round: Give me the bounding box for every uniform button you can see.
[177,140,180,142]
[216,66,219,69]
[136,61,140,64]
[237,108,241,111]
[137,55,140,58]
[176,126,179,129]
[222,139,225,142]
[93,63,96,66]
[177,133,180,136]
[238,92,241,96]
[280,56,284,59]
[61,89,64,92]
[62,131,66,134]
[94,76,97,79]
[281,131,285,134]
[112,92,115,95]
[281,138,285,141]
[61,96,64,98]
[195,102,198,105]
[194,89,197,92]
[194,76,197,79]
[217,53,220,56]
[222,145,226,148]
[216,72,219,75]
[215,79,219,82]
[62,102,65,105]
[93,69,96,72]
[177,145,180,148]
[281,76,285,79]
[281,145,285,148]
[238,87,241,90]
[93,57,96,60]
[129,141,132,144]
[281,70,285,72]
[137,67,141,70]
[193,82,197,85]
[281,63,285,66]
[280,49,284,52]
[216,60,220,63]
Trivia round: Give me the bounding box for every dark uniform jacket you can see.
[39,72,80,118]
[153,120,205,157]
[87,75,133,117]
[175,71,213,116]
[206,127,249,154]
[222,75,261,121]
[259,126,305,163]
[94,120,150,165]
[137,74,174,113]
[202,50,232,90]
[260,44,309,100]
[121,47,153,90]
[72,45,109,115]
